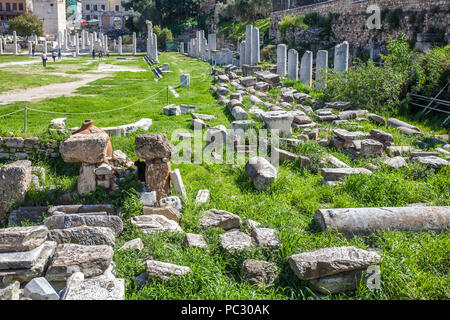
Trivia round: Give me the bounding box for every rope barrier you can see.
[0,108,24,118]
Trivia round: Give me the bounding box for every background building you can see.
[81,0,130,30]
[32,0,66,35]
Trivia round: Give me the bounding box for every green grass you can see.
[1,53,449,300]
[219,18,271,43]
[0,70,77,93]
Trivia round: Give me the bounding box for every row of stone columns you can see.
[186,31,217,63]
[277,41,349,88]
[242,24,260,66]
[146,21,158,62]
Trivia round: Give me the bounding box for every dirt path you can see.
[0,63,147,103]
[0,74,107,103]
[0,60,40,68]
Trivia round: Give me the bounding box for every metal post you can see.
[24,105,27,132]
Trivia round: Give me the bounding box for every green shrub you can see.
[154,26,173,51]
[279,15,307,41]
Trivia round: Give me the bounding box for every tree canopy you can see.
[9,13,43,37]
[123,0,203,32]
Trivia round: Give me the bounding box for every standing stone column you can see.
[251,27,260,65]
[0,38,3,55]
[300,51,313,87]
[28,41,33,55]
[334,41,349,72]
[43,40,47,54]
[57,31,62,50]
[287,49,299,81]
[118,36,123,55]
[81,31,86,50]
[64,29,69,50]
[90,33,94,53]
[113,39,117,53]
[240,41,246,67]
[146,37,151,55]
[180,42,184,54]
[75,33,79,56]
[315,50,328,89]
[132,32,137,55]
[245,25,253,65]
[208,34,216,51]
[104,35,108,53]
[13,31,18,55]
[94,32,97,42]
[135,134,174,201]
[152,33,158,62]
[277,44,287,77]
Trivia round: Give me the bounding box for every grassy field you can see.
[0,53,449,300]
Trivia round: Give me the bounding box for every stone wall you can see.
[270,0,450,48]
[0,137,59,161]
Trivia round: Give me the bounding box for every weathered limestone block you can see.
[8,206,47,227]
[0,242,48,270]
[0,281,20,300]
[245,157,279,191]
[49,204,115,215]
[387,118,420,132]
[360,139,384,157]
[195,190,210,203]
[170,169,186,199]
[241,259,278,286]
[145,160,171,200]
[0,160,32,221]
[309,269,363,295]
[48,226,116,246]
[142,206,182,222]
[146,260,191,280]
[321,168,372,182]
[199,209,242,230]
[314,206,450,236]
[23,277,60,300]
[384,156,407,169]
[411,156,449,169]
[261,111,294,137]
[232,106,249,120]
[163,104,181,116]
[44,214,122,236]
[160,196,182,211]
[250,228,281,249]
[289,246,381,280]
[131,215,183,234]
[63,276,125,300]
[59,133,109,164]
[45,244,113,284]
[135,134,174,161]
[220,230,254,253]
[120,238,144,251]
[0,226,48,253]
[184,233,208,248]
[77,164,96,196]
[370,129,394,145]
[0,241,57,284]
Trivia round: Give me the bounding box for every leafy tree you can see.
[123,0,203,32]
[218,0,272,22]
[9,13,43,36]
[153,25,173,50]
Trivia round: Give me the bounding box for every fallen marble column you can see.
[314,206,450,236]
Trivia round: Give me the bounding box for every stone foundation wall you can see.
[0,137,59,160]
[270,0,450,48]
